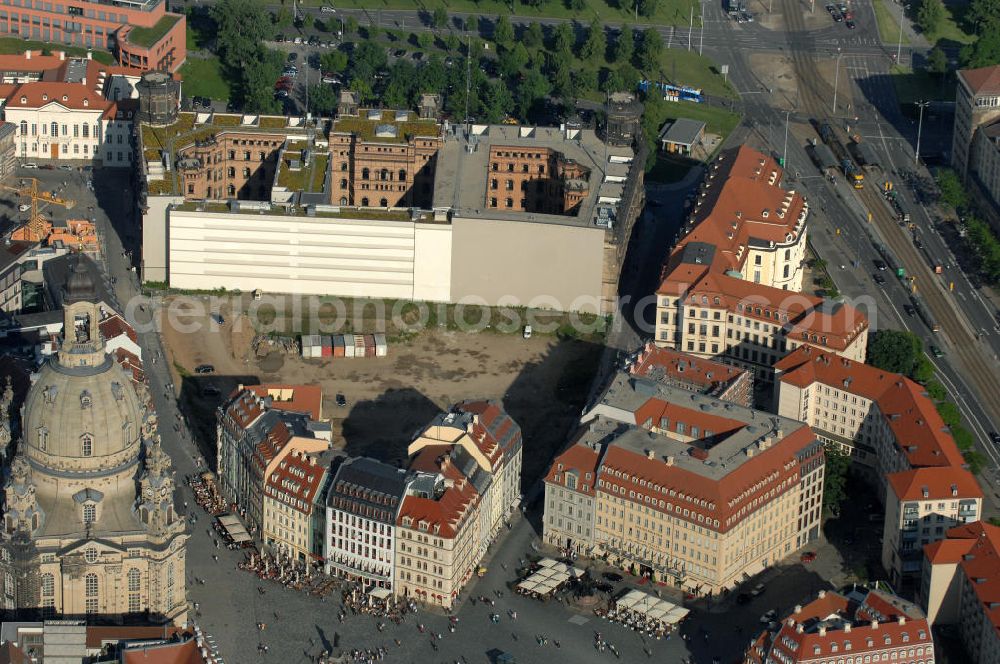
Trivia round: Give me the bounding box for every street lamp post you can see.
[688,7,694,51]
[896,2,905,64]
[782,109,790,168]
[699,1,705,56]
[832,48,843,115]
[915,100,929,165]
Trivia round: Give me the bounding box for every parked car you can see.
[211,313,225,325]
[523,325,532,339]
[760,609,778,624]
[201,385,221,397]
[873,273,886,285]
[930,345,944,358]
[287,51,298,61]
[195,364,215,374]
[989,431,1000,445]
[322,73,342,84]
[336,393,347,407]
[293,36,302,44]
[800,551,817,563]
[321,5,336,12]
[602,572,624,583]
[832,10,844,21]
[750,583,766,597]
[904,304,916,316]
[22,162,37,169]
[18,204,30,212]
[58,164,73,171]
[874,259,887,271]
[825,2,835,10]
[846,19,856,28]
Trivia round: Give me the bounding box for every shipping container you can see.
[333,335,345,358]
[373,333,388,357]
[321,344,333,357]
[344,335,356,358]
[354,335,365,352]
[321,335,333,348]
[364,334,376,358]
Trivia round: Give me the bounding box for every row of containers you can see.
[301,334,388,359]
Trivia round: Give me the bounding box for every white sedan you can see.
[321,5,336,12]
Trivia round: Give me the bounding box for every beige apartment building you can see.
[394,451,482,609]
[262,447,333,563]
[952,65,1000,183]
[654,146,869,385]
[543,372,824,595]
[394,401,522,608]
[920,521,1000,664]
[774,345,983,585]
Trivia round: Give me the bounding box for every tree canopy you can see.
[866,329,935,383]
[581,18,607,62]
[917,0,946,36]
[822,443,851,516]
[637,28,663,73]
[614,24,634,64]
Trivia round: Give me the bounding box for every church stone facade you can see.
[0,261,188,624]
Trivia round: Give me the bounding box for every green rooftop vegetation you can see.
[333,113,439,143]
[126,14,182,49]
[213,114,241,127]
[310,154,329,192]
[277,153,306,190]
[260,117,287,129]
[0,37,114,64]
[147,178,176,195]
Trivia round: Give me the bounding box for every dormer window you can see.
[61,95,68,102]
[80,390,92,409]
[41,94,48,101]
[83,99,89,107]
[19,97,25,104]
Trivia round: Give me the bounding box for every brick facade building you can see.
[485,145,590,214]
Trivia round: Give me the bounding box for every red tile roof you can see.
[926,522,1000,637]
[85,625,180,649]
[265,447,328,516]
[397,445,480,538]
[113,347,145,384]
[0,642,31,664]
[628,342,746,391]
[242,384,323,421]
[122,638,207,664]
[776,345,969,469]
[886,466,982,502]
[924,537,977,565]
[960,64,1000,95]
[5,81,112,113]
[454,399,522,468]
[100,311,138,344]
[751,590,932,664]
[545,438,601,497]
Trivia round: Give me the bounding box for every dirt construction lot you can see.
[158,297,604,484]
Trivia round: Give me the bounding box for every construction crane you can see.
[1,178,75,242]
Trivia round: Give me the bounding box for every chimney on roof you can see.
[818,590,826,599]
[922,486,930,499]
[897,616,906,626]
[818,626,827,637]
[871,620,879,629]
[646,449,655,460]
[665,456,675,466]
[795,624,804,634]
[951,484,959,496]
[775,428,784,440]
[844,623,852,633]
[794,604,802,614]
[24,50,30,60]
[86,50,92,60]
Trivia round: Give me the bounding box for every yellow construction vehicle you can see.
[1,178,75,242]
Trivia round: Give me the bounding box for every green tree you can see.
[524,21,544,49]
[320,50,349,74]
[965,216,1000,284]
[572,68,599,94]
[551,54,573,97]
[966,0,1000,34]
[614,24,634,64]
[917,0,946,36]
[302,13,314,30]
[499,42,530,78]
[567,0,585,10]
[350,40,388,85]
[345,16,358,35]
[866,329,935,382]
[272,7,292,29]
[637,28,663,72]
[553,21,574,53]
[483,80,514,123]
[822,443,851,516]
[242,56,282,114]
[581,18,607,62]
[927,46,949,74]
[963,29,1000,68]
[417,31,434,50]
[937,401,963,429]
[936,168,969,209]
[515,67,551,119]
[350,78,375,105]
[308,83,337,115]
[416,56,448,96]
[432,6,449,30]
[445,32,460,52]
[494,15,514,46]
[212,0,272,66]
[926,379,948,401]
[637,0,660,17]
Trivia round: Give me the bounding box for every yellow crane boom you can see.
[1,178,75,242]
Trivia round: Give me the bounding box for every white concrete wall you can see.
[413,223,452,302]
[142,194,183,284]
[449,216,605,314]
[167,209,452,300]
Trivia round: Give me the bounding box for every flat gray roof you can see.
[658,118,706,147]
[581,371,810,481]
[432,123,633,228]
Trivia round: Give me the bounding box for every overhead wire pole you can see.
[688,7,693,51]
[914,100,929,165]
[782,109,790,168]
[831,48,843,115]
